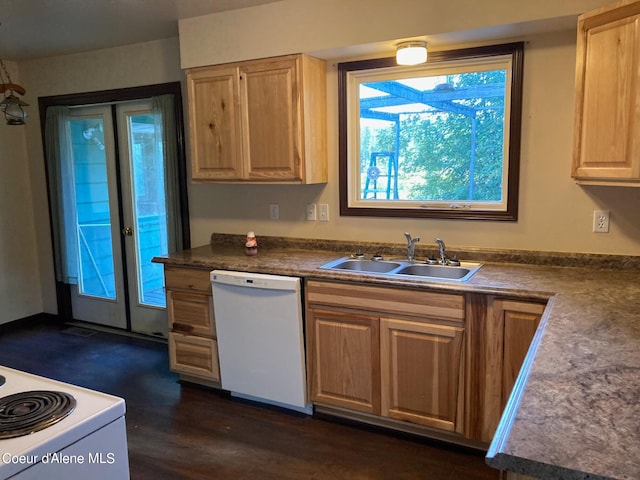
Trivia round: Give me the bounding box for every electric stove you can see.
[0,365,129,479]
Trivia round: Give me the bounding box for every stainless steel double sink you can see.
[319,256,482,282]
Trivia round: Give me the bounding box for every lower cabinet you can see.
[165,266,220,385]
[380,317,465,433]
[307,309,380,414]
[498,299,545,407]
[168,333,220,381]
[465,294,546,443]
[160,269,546,445]
[306,280,466,435]
[306,280,546,445]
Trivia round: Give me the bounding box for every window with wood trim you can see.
[338,43,524,221]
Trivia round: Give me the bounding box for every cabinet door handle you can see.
[172,322,194,333]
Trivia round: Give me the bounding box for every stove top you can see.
[0,390,77,439]
[0,366,130,480]
[0,365,126,476]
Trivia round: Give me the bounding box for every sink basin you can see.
[320,258,402,273]
[393,263,479,281]
[319,256,482,282]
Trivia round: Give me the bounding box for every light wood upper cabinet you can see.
[187,66,243,180]
[241,58,301,181]
[572,0,640,185]
[187,54,327,184]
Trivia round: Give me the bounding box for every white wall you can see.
[178,0,615,68]
[182,1,640,256]
[0,61,42,324]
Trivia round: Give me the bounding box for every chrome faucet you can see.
[404,232,420,261]
[435,238,447,265]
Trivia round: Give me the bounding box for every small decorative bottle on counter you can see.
[245,231,258,256]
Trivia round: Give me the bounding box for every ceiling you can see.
[0,0,279,61]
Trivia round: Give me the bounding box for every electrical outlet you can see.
[593,209,610,233]
[318,203,329,222]
[306,203,317,221]
[269,204,280,221]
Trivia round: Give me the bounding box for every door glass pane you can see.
[128,113,167,307]
[70,118,116,299]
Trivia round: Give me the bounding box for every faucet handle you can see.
[404,232,420,244]
[435,237,447,265]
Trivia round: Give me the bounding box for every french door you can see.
[66,102,169,337]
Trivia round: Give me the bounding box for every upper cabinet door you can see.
[186,54,327,184]
[240,57,302,181]
[572,0,640,185]
[188,66,243,180]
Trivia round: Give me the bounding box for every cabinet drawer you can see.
[307,280,465,322]
[165,266,212,293]
[167,290,215,337]
[169,332,220,381]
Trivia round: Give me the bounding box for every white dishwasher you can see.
[210,270,312,414]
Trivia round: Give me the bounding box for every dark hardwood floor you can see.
[0,317,500,480]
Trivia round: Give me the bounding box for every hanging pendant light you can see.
[0,23,28,125]
[0,89,28,125]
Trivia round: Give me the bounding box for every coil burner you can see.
[0,390,76,439]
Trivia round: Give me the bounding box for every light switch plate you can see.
[318,204,329,222]
[269,204,280,220]
[306,203,317,221]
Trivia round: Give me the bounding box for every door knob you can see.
[122,227,133,236]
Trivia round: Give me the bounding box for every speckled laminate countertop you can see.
[154,236,640,480]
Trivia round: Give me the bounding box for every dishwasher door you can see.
[210,270,311,413]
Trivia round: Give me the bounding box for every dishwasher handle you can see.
[210,270,300,292]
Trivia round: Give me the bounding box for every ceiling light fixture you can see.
[395,41,428,66]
